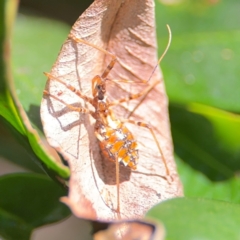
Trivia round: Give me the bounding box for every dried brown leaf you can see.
[93,219,165,240]
[40,0,183,221]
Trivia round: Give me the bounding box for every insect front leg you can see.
[43,90,92,114]
[44,72,94,105]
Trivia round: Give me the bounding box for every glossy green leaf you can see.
[0,0,70,178]
[0,116,44,173]
[0,0,26,135]
[12,14,70,127]
[147,197,240,240]
[155,0,240,206]
[177,155,240,204]
[156,0,240,112]
[0,173,70,240]
[170,103,240,181]
[173,103,240,204]
[187,103,240,152]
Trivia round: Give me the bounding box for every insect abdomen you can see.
[98,123,138,170]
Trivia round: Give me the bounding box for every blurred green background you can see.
[1,0,240,239]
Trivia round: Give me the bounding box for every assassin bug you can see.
[43,25,172,219]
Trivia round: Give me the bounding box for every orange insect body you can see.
[92,75,138,170]
[97,120,138,170]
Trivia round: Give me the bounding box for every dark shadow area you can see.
[19,0,94,26]
[0,116,44,173]
[28,104,43,132]
[100,158,132,185]
[169,103,240,182]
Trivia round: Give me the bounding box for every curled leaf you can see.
[93,219,165,240]
[41,0,183,221]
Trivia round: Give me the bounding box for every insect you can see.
[43,25,172,220]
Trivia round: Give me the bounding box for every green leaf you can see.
[0,0,26,135]
[147,197,240,240]
[187,103,240,152]
[177,155,240,204]
[0,173,70,240]
[0,116,44,173]
[156,0,240,112]
[0,0,70,178]
[12,14,70,124]
[155,0,240,205]
[170,103,240,181]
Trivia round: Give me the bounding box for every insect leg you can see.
[43,90,92,114]
[95,128,121,220]
[121,118,170,177]
[109,79,160,107]
[44,72,94,105]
